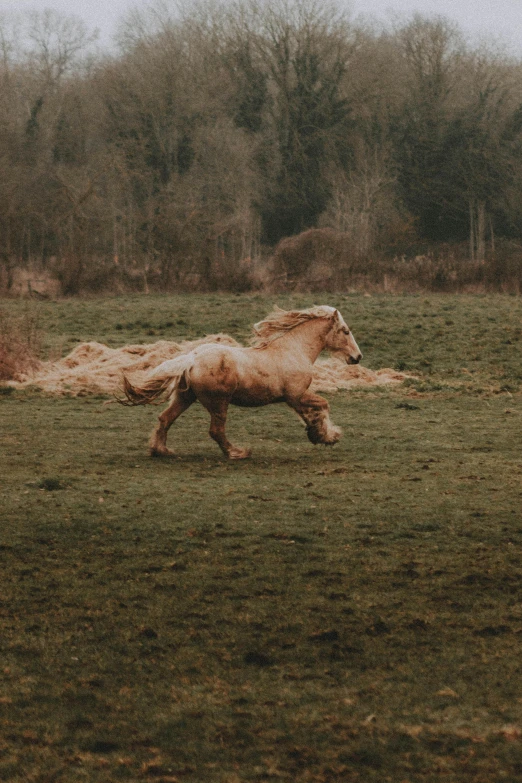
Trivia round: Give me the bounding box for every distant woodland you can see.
[1,0,522,294]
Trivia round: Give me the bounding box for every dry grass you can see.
[0,307,42,381]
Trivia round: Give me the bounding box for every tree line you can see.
[1,0,522,294]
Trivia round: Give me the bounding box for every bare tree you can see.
[26,10,98,86]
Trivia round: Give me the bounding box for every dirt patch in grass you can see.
[8,336,407,395]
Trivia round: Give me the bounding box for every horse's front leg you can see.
[149,389,195,456]
[287,391,342,445]
[203,398,251,460]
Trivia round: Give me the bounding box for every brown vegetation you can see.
[0,308,42,381]
[1,4,522,296]
[270,230,522,294]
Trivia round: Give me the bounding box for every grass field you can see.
[1,293,521,782]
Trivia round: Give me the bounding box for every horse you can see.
[119,305,362,460]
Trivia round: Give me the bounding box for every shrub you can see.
[269,231,522,293]
[0,308,42,381]
[270,228,357,291]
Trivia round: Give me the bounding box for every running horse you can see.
[120,305,362,459]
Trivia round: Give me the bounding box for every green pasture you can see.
[1,293,521,782]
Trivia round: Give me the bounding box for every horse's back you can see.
[189,343,244,395]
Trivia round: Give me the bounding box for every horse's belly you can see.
[231,376,283,406]
[190,347,285,404]
[228,358,284,405]
[231,390,284,407]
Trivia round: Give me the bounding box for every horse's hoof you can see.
[325,427,342,445]
[307,424,342,445]
[149,447,175,457]
[228,447,251,460]
[324,436,342,446]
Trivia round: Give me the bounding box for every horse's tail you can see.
[118,356,193,406]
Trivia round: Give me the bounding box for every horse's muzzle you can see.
[347,354,362,365]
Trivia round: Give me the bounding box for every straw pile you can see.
[311,360,406,392]
[10,335,407,395]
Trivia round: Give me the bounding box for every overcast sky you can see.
[2,0,522,57]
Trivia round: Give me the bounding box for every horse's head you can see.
[325,309,362,365]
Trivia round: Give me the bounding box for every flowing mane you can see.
[250,305,336,348]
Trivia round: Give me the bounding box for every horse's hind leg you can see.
[202,398,251,460]
[288,391,342,445]
[149,389,195,457]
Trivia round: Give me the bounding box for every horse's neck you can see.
[276,319,329,364]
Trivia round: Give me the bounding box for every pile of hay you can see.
[9,335,407,395]
[10,335,237,395]
[311,360,406,392]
